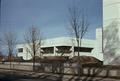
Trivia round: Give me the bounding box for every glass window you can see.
[18,48,23,53]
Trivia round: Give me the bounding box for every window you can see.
[18,48,23,53]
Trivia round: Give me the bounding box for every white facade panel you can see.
[103,0,120,27]
[103,0,120,65]
[96,28,102,53]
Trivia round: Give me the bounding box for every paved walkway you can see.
[0,69,120,81]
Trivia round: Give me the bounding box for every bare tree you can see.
[68,3,89,76]
[0,39,2,52]
[24,26,42,71]
[2,31,17,69]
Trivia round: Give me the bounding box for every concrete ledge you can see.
[0,63,33,71]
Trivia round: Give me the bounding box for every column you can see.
[70,46,74,58]
[54,46,57,56]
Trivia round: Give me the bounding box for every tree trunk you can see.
[33,56,35,71]
[33,43,36,71]
[77,38,80,56]
[10,54,12,70]
[9,50,12,70]
[77,38,83,76]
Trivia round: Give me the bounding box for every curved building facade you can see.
[17,35,103,61]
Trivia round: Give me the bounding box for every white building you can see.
[103,0,120,65]
[17,0,120,65]
[16,28,103,61]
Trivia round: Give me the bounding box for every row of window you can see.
[18,47,92,53]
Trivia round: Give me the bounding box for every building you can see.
[103,0,120,65]
[16,28,103,61]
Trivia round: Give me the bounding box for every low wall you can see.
[83,67,120,78]
[0,63,120,78]
[0,63,33,71]
[37,63,120,78]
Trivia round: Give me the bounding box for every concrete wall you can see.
[103,0,120,65]
[0,63,33,71]
[91,28,103,61]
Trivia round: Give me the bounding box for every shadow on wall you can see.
[103,20,120,65]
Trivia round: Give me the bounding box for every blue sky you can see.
[0,0,102,42]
